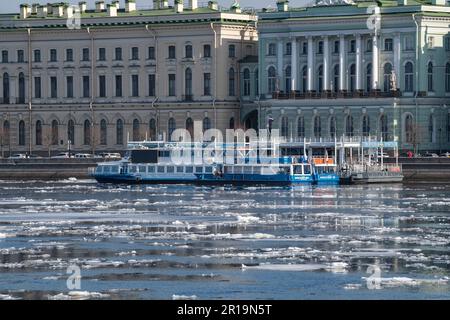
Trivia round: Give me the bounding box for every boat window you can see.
[157,166,165,173]
[186,166,193,173]
[148,166,155,173]
[129,166,137,173]
[111,166,119,173]
[243,166,252,174]
[195,166,203,173]
[304,165,311,174]
[167,166,175,173]
[253,166,261,174]
[294,165,303,174]
[234,166,243,174]
[205,166,213,173]
[104,166,111,173]
[177,166,184,173]
[96,166,103,173]
[138,166,146,173]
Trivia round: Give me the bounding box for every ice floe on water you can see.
[172,294,198,300]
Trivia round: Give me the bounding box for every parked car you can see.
[74,153,93,159]
[440,152,450,158]
[27,154,42,159]
[100,153,121,160]
[423,152,439,158]
[51,152,73,159]
[8,153,27,159]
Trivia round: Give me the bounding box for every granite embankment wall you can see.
[1,158,450,182]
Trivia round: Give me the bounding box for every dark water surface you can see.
[0,180,449,299]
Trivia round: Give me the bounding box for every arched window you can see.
[405,114,414,143]
[3,73,9,104]
[254,69,259,96]
[51,120,59,145]
[362,115,370,137]
[268,66,276,94]
[380,114,388,141]
[281,116,289,138]
[116,119,123,145]
[2,120,9,146]
[383,63,392,92]
[132,119,140,141]
[35,120,42,145]
[149,118,156,141]
[100,119,107,145]
[345,115,354,137]
[317,65,323,93]
[203,117,211,132]
[429,114,435,143]
[285,66,291,92]
[405,62,414,92]
[366,63,372,92]
[84,120,91,145]
[243,68,251,96]
[428,62,433,92]
[297,116,305,138]
[229,117,235,130]
[18,72,25,104]
[185,44,193,58]
[301,66,307,93]
[329,116,336,139]
[185,68,192,100]
[185,117,193,139]
[333,65,339,92]
[228,68,235,96]
[18,120,25,146]
[67,119,75,145]
[168,117,176,141]
[349,64,356,92]
[446,63,450,93]
[313,116,321,139]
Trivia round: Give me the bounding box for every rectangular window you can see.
[50,49,57,62]
[317,41,323,54]
[228,44,236,58]
[148,46,155,60]
[445,37,450,51]
[50,76,57,98]
[115,47,122,61]
[286,42,292,55]
[34,49,41,62]
[349,40,356,53]
[98,48,106,61]
[82,48,89,61]
[83,76,90,98]
[99,75,106,97]
[148,74,156,96]
[2,50,8,63]
[34,77,41,98]
[405,37,414,51]
[302,42,307,55]
[115,75,122,97]
[131,74,139,97]
[427,36,435,49]
[17,50,24,63]
[168,74,176,96]
[66,76,73,98]
[204,73,211,96]
[168,45,176,59]
[203,44,211,58]
[334,41,340,54]
[131,47,139,60]
[384,39,393,51]
[366,39,373,52]
[66,48,73,62]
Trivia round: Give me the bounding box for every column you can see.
[291,37,298,92]
[277,40,284,91]
[323,35,330,91]
[356,34,362,91]
[307,36,314,91]
[394,33,401,90]
[339,35,346,91]
[372,33,379,90]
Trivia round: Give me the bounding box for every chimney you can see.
[190,0,198,10]
[208,1,218,10]
[125,0,136,12]
[79,1,87,13]
[230,1,241,13]
[31,3,39,15]
[431,0,446,5]
[277,0,289,12]
[112,0,120,10]
[153,0,160,10]
[53,3,65,17]
[20,4,31,19]
[107,4,118,16]
[37,5,48,17]
[95,1,106,12]
[161,0,169,9]
[64,5,74,19]
[175,0,184,13]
